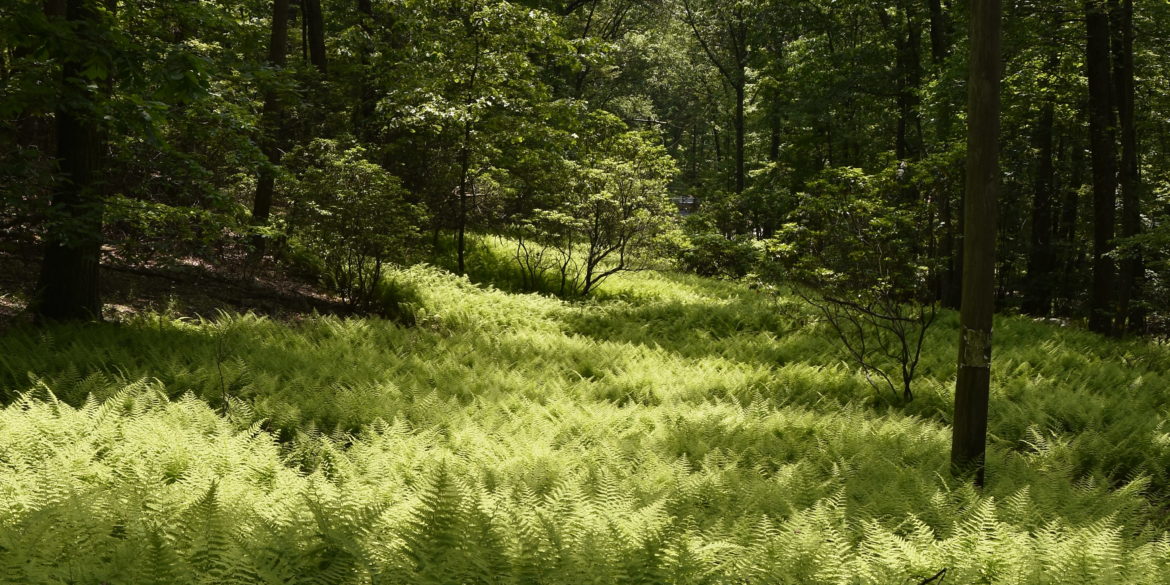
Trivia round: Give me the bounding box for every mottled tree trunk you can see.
[951,0,1000,487]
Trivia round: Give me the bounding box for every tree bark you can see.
[304,0,327,74]
[1111,0,1142,334]
[1023,50,1059,316]
[1084,0,1117,335]
[251,0,291,251]
[1054,138,1084,315]
[894,2,923,162]
[34,0,105,322]
[927,0,960,309]
[927,0,949,67]
[734,83,745,195]
[951,0,1000,487]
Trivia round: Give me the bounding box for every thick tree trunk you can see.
[35,0,104,322]
[1111,0,1142,334]
[1084,0,1117,335]
[251,0,291,251]
[951,0,1000,487]
[1023,51,1059,316]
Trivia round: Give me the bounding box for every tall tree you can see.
[303,0,327,74]
[1084,0,1117,335]
[679,0,750,196]
[1022,46,1060,316]
[1111,0,1142,334]
[951,0,1000,486]
[250,0,291,251]
[34,0,106,321]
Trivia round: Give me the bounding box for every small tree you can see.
[517,116,678,296]
[767,167,938,402]
[283,139,425,311]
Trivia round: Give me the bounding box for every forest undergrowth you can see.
[1,240,1170,584]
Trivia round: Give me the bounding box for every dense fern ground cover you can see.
[2,248,1170,583]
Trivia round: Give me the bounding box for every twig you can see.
[915,568,947,585]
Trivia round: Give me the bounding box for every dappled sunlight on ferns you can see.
[1,264,1169,583]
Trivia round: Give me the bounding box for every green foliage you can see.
[2,263,1170,583]
[764,166,938,401]
[282,139,426,312]
[511,115,679,296]
[677,231,761,279]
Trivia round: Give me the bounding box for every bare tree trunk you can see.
[250,0,291,252]
[734,83,745,195]
[1084,0,1117,335]
[304,0,327,74]
[35,0,105,322]
[1023,49,1059,316]
[1111,0,1142,334]
[951,0,1000,487]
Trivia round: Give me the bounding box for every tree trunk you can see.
[894,3,923,162]
[457,121,472,275]
[352,0,376,137]
[304,0,327,74]
[34,0,105,322]
[1054,139,1084,315]
[927,0,949,66]
[1022,51,1059,316]
[250,0,291,251]
[734,83,745,194]
[927,0,960,309]
[1111,0,1142,334]
[1084,0,1117,335]
[951,0,1000,487]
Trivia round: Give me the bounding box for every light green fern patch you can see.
[1,261,1169,584]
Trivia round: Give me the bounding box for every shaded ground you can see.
[0,247,350,331]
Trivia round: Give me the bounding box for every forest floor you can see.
[0,246,350,331]
[1,237,1169,583]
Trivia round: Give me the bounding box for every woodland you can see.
[2,0,1170,583]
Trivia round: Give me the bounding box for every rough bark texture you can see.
[951,0,1000,487]
[1084,0,1117,335]
[35,0,104,322]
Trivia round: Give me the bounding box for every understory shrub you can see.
[283,138,426,312]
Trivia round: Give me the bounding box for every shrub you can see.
[282,139,426,312]
[765,166,937,401]
[678,232,760,279]
[509,115,678,297]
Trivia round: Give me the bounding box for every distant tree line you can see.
[2,0,1169,334]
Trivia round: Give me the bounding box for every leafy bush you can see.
[509,115,678,296]
[765,166,938,401]
[678,231,761,278]
[282,139,426,312]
